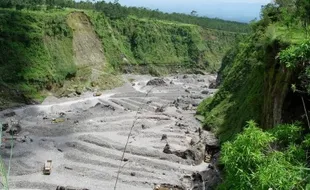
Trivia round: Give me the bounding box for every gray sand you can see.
[0,74,217,190]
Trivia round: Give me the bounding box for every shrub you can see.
[220,120,309,190]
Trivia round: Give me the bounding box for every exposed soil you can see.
[0,74,218,190]
[67,12,106,81]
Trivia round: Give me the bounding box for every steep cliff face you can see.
[197,31,301,142]
[262,42,293,129]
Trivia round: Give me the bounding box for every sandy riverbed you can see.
[0,74,218,190]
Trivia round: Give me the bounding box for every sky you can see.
[106,0,272,22]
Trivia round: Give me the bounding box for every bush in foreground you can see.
[220,120,310,190]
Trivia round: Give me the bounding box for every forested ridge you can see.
[0,0,250,33]
[197,0,310,189]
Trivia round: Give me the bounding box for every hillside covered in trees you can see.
[0,0,250,33]
[0,0,245,109]
[197,0,310,189]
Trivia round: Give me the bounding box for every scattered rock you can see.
[209,81,217,89]
[190,95,203,99]
[189,168,221,190]
[75,89,82,95]
[43,116,48,120]
[183,104,193,111]
[176,122,187,128]
[197,79,205,82]
[123,158,129,162]
[2,123,9,131]
[163,143,172,154]
[4,111,16,117]
[103,104,116,111]
[59,112,66,117]
[183,75,188,79]
[161,134,167,141]
[74,120,79,124]
[130,172,136,176]
[8,124,22,135]
[190,136,199,146]
[57,148,63,152]
[170,81,174,85]
[56,186,89,190]
[146,78,167,86]
[208,164,214,170]
[185,89,190,93]
[4,143,14,149]
[154,184,184,190]
[192,102,199,107]
[201,90,209,95]
[173,148,200,161]
[155,106,165,113]
[141,124,148,129]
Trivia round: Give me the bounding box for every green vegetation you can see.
[197,0,310,188]
[197,34,264,141]
[0,9,76,100]
[89,12,241,73]
[221,121,309,189]
[0,0,250,33]
[198,0,310,141]
[0,0,243,109]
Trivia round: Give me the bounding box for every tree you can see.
[274,0,295,7]
[0,0,13,8]
[190,10,197,17]
[296,0,310,36]
[260,3,280,26]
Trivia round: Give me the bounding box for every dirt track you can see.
[0,74,217,190]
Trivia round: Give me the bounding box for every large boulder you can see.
[146,78,167,86]
[190,168,221,190]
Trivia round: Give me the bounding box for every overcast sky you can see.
[106,0,272,22]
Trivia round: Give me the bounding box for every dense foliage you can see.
[198,0,310,141]
[89,12,241,73]
[197,32,264,141]
[197,0,310,188]
[279,41,310,94]
[221,121,309,189]
[0,9,76,99]
[0,0,250,33]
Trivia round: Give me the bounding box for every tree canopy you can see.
[0,0,250,33]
